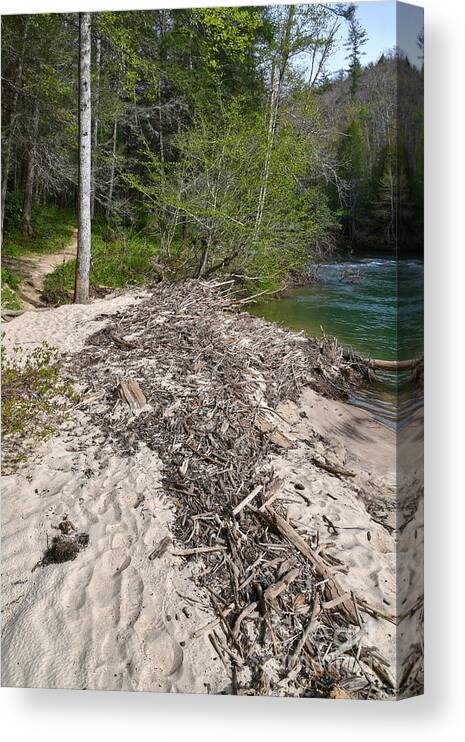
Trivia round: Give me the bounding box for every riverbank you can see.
[1,280,423,698]
[249,256,424,428]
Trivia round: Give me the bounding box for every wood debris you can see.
[116,377,146,411]
[69,280,407,699]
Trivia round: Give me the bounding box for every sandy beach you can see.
[1,282,423,697]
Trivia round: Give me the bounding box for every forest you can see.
[1,3,424,307]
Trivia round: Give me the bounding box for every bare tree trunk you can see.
[106,118,118,217]
[91,34,101,219]
[253,5,295,240]
[253,60,280,238]
[75,12,92,304]
[309,22,339,87]
[1,18,28,245]
[20,102,39,237]
[195,243,209,278]
[158,10,166,168]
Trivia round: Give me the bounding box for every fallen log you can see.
[343,348,422,372]
[364,358,420,372]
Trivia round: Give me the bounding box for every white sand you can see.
[1,296,229,692]
[261,389,423,688]
[2,290,148,358]
[1,420,229,692]
[13,227,78,309]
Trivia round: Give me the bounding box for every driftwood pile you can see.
[72,280,393,698]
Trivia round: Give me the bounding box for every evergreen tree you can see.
[344,14,368,97]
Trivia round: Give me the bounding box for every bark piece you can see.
[254,415,295,449]
[117,377,146,411]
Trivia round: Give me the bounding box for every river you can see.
[249,257,424,429]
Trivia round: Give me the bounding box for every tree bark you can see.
[1,18,28,245]
[20,102,39,236]
[253,5,295,240]
[75,12,92,304]
[195,243,209,278]
[106,118,118,217]
[91,34,101,219]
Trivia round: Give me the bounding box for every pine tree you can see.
[345,16,368,97]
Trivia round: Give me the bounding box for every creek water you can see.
[249,257,424,429]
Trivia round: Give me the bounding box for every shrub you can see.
[2,205,75,258]
[43,232,159,304]
[1,267,21,310]
[2,191,23,231]
[1,340,78,445]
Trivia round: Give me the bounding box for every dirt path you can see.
[15,227,77,309]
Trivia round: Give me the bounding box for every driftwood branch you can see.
[343,348,423,372]
[262,506,359,625]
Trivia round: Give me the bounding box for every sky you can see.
[323,1,424,76]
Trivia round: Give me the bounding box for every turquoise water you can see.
[249,258,424,428]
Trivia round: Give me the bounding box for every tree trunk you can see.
[20,102,39,237]
[75,12,92,304]
[1,18,28,246]
[195,243,209,278]
[106,118,118,217]
[253,5,295,240]
[91,34,101,219]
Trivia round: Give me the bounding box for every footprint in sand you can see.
[143,628,184,677]
[87,549,130,608]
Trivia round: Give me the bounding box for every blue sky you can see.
[324,1,424,75]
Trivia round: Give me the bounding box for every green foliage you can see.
[191,7,262,71]
[2,5,423,288]
[2,205,75,258]
[43,232,159,304]
[345,16,368,97]
[1,340,78,442]
[1,267,21,309]
[3,191,23,232]
[125,96,334,289]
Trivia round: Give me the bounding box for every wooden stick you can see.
[322,592,352,611]
[357,599,397,625]
[191,605,235,640]
[263,506,358,625]
[264,567,300,601]
[259,477,284,512]
[238,288,282,304]
[288,596,321,669]
[311,457,355,478]
[232,601,258,638]
[171,545,227,557]
[232,484,263,516]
